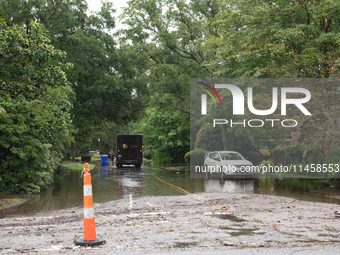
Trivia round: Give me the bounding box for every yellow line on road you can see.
[150,173,204,201]
[150,173,235,211]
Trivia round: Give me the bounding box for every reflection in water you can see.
[0,162,340,219]
[210,213,246,222]
[204,179,254,193]
[115,169,144,197]
[101,165,108,176]
[0,162,203,218]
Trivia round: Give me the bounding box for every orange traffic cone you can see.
[74,163,106,246]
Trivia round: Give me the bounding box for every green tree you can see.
[137,107,190,163]
[0,0,148,154]
[0,20,74,193]
[207,0,340,78]
[119,0,219,160]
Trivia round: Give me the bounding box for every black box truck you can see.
[116,135,143,168]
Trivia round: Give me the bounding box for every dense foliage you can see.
[119,0,219,162]
[0,0,148,155]
[207,0,340,78]
[0,20,74,193]
[137,108,190,163]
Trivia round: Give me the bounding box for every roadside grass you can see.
[143,158,152,165]
[62,162,96,171]
[63,154,101,164]
[0,198,27,209]
[92,154,101,161]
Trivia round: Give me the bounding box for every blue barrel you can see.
[101,155,108,166]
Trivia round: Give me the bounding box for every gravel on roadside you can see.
[0,193,340,254]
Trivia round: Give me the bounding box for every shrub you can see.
[260,149,271,160]
[245,151,262,165]
[184,148,206,165]
[270,145,321,165]
[151,154,173,164]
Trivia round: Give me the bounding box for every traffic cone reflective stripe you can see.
[74,163,105,246]
[84,207,95,218]
[83,185,92,196]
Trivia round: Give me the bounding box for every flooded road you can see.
[0,160,339,218]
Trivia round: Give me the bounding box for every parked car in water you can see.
[204,151,253,176]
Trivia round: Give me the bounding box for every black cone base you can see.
[74,237,106,246]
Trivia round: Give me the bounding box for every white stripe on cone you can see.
[84,185,93,196]
[84,207,95,218]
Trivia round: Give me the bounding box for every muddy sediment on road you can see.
[0,193,340,254]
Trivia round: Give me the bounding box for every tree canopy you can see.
[0,19,74,193]
[206,0,340,78]
[0,0,148,151]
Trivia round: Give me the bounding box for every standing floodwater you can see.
[0,160,339,218]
